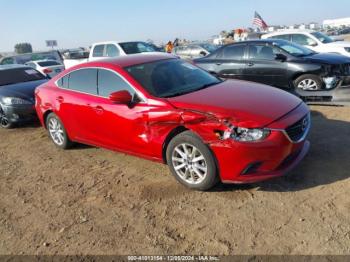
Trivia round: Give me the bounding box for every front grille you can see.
[345,64,350,76]
[285,114,310,142]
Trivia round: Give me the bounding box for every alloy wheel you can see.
[0,107,10,128]
[48,117,65,146]
[297,79,319,91]
[172,143,207,185]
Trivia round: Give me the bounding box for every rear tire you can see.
[294,74,323,91]
[45,113,73,149]
[166,131,219,191]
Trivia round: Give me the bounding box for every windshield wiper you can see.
[162,81,220,98]
[196,81,221,91]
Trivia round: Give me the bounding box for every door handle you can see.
[216,63,222,66]
[94,106,104,115]
[247,62,254,67]
[56,96,64,103]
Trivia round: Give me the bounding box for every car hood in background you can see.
[324,41,350,48]
[0,79,47,102]
[303,52,350,64]
[167,80,302,128]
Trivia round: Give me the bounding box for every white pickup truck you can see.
[63,41,160,68]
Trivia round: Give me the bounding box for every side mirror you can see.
[275,53,287,62]
[109,90,132,104]
[309,42,318,47]
[200,51,208,57]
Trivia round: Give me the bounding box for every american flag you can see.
[253,11,268,30]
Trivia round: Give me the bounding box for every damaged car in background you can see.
[194,39,350,104]
[35,54,310,191]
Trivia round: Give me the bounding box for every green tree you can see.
[14,43,33,54]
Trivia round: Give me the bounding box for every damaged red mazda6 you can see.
[35,54,310,190]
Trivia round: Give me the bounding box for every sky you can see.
[0,0,350,52]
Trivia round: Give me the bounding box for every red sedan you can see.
[35,54,310,190]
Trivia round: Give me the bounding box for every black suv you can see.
[194,39,350,104]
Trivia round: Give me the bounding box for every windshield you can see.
[311,32,334,44]
[199,44,218,53]
[0,67,46,86]
[119,42,156,54]
[125,59,221,98]
[38,61,61,67]
[274,40,316,57]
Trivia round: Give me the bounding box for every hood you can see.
[0,79,47,102]
[303,52,350,65]
[325,41,350,48]
[167,80,302,128]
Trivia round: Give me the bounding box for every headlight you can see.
[224,127,270,142]
[344,47,350,53]
[2,97,32,105]
[323,77,339,89]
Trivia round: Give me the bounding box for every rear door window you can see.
[68,69,98,94]
[220,44,246,60]
[92,45,105,57]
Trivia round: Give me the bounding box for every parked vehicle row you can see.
[194,39,350,104]
[8,35,350,191]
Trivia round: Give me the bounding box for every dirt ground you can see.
[0,105,349,255]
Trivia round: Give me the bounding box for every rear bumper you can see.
[2,104,37,123]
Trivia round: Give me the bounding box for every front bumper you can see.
[2,104,37,123]
[220,140,310,184]
[210,103,310,184]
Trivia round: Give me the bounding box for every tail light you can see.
[43,68,52,74]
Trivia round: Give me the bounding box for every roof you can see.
[0,64,28,70]
[91,40,147,46]
[225,39,282,45]
[82,53,176,68]
[263,29,316,37]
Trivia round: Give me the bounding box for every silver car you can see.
[172,43,218,59]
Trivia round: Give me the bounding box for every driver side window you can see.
[248,44,278,60]
[97,69,135,98]
[291,34,317,46]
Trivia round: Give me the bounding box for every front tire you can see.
[0,106,13,129]
[166,131,219,191]
[294,74,323,91]
[45,113,73,149]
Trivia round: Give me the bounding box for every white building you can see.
[323,17,350,28]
